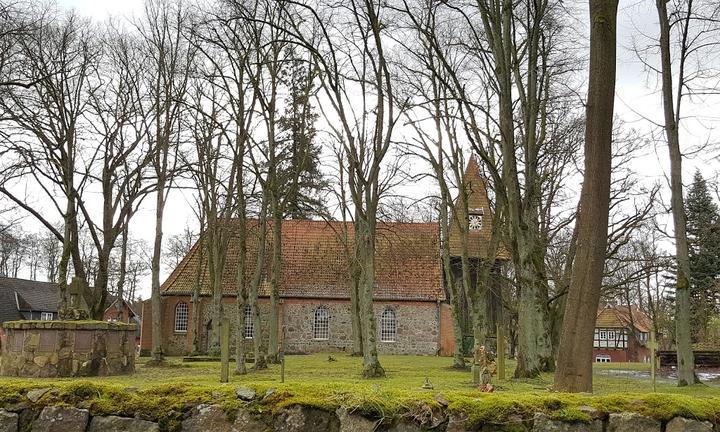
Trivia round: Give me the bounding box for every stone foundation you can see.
[0,321,136,377]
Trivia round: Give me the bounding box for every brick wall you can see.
[140,296,199,356]
[592,348,628,362]
[438,303,455,356]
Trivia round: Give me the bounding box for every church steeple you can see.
[448,156,495,259]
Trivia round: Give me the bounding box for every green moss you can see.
[1,354,720,429]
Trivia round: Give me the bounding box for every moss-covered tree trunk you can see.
[440,208,465,368]
[356,214,385,378]
[268,207,283,364]
[349,275,364,357]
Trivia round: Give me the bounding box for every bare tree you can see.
[0,8,98,315]
[138,0,196,363]
[78,24,155,319]
[277,0,407,377]
[651,0,720,386]
[194,0,261,369]
[164,225,198,268]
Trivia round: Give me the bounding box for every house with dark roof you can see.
[593,304,653,363]
[140,159,505,356]
[0,276,141,350]
[0,277,59,324]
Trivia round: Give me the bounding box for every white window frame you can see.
[40,312,53,321]
[608,330,616,340]
[595,354,611,363]
[380,308,397,343]
[313,306,330,340]
[174,302,188,333]
[243,305,254,339]
[599,330,607,340]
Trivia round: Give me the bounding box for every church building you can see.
[140,159,502,357]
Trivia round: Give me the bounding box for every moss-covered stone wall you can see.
[0,382,717,432]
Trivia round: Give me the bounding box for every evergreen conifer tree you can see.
[277,49,328,220]
[685,171,720,342]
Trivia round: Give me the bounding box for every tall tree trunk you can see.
[655,0,698,387]
[553,0,618,392]
[208,220,229,357]
[92,249,111,319]
[349,275,364,356]
[151,168,167,363]
[349,210,364,357]
[440,208,465,368]
[191,238,204,355]
[514,251,554,377]
[250,196,270,370]
[357,215,385,378]
[235,213,248,374]
[268,208,283,363]
[117,223,129,322]
[57,195,75,318]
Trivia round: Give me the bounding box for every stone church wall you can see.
[142,296,441,356]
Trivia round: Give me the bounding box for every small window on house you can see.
[608,330,616,340]
[244,305,254,339]
[595,354,611,363]
[599,330,607,340]
[40,312,53,321]
[174,302,188,332]
[380,308,397,342]
[313,306,330,340]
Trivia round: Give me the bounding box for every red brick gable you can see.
[161,219,443,301]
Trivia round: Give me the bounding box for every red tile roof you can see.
[161,219,444,301]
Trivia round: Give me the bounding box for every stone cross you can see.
[64,277,91,320]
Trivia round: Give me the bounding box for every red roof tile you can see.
[161,219,444,301]
[596,304,652,333]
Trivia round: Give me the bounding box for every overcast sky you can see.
[8,0,719,298]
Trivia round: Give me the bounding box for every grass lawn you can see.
[3,353,716,396]
[1,353,720,428]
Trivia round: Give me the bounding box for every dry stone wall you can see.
[1,390,716,432]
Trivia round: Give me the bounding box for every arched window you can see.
[174,302,188,332]
[380,308,396,342]
[313,306,330,340]
[243,305,254,339]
